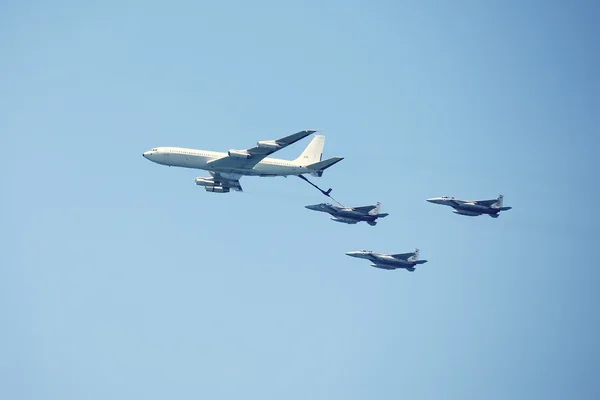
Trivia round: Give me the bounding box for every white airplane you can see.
[142,130,344,193]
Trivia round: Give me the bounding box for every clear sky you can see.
[3,1,599,399]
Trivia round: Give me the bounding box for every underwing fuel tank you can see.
[452,209,481,216]
[330,217,357,224]
[204,185,230,193]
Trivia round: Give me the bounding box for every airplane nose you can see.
[426,198,437,203]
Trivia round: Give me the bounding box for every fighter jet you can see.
[345,248,427,271]
[426,194,512,218]
[305,202,389,226]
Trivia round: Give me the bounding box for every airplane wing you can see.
[351,205,377,213]
[471,199,498,207]
[211,171,243,191]
[206,130,316,171]
[390,252,414,260]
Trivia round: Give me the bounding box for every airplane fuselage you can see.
[143,147,311,177]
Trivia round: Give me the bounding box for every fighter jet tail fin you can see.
[408,248,419,262]
[492,194,512,212]
[408,248,428,265]
[368,202,381,215]
[494,194,504,208]
[294,135,324,166]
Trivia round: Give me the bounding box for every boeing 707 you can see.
[143,130,343,193]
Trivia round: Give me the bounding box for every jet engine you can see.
[194,177,214,186]
[452,209,481,216]
[228,149,251,159]
[256,140,280,149]
[205,185,230,193]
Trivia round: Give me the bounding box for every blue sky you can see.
[3,1,599,398]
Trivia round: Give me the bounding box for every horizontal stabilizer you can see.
[306,157,344,177]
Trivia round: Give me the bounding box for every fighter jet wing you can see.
[351,205,377,213]
[470,199,498,207]
[390,252,414,260]
[211,171,243,191]
[206,130,317,171]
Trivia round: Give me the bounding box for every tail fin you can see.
[408,248,419,262]
[491,194,512,213]
[369,202,381,216]
[494,194,504,208]
[294,135,325,166]
[306,157,344,177]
